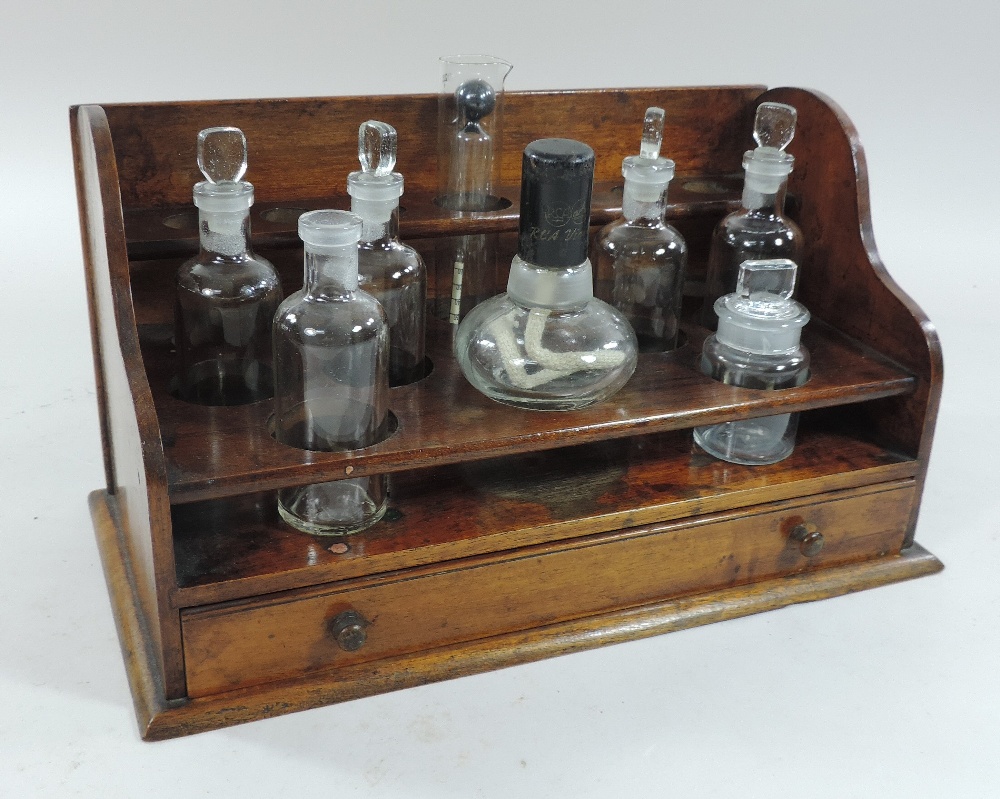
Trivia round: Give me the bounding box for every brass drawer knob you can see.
[790,523,824,557]
[330,610,369,652]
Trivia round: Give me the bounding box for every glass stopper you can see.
[639,106,665,160]
[735,258,798,313]
[358,120,397,177]
[197,127,248,184]
[753,103,797,151]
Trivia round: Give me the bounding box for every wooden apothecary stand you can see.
[73,86,942,740]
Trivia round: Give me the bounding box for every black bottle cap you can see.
[518,139,594,268]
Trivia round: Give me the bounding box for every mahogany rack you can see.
[72,86,942,739]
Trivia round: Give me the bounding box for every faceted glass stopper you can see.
[639,106,665,160]
[358,120,397,176]
[197,127,247,184]
[753,103,797,151]
[735,258,798,316]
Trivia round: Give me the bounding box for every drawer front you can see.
[182,484,914,697]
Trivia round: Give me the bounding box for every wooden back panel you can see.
[102,86,764,209]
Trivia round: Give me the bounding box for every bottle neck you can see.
[622,182,668,225]
[198,209,252,260]
[303,244,359,297]
[354,204,400,246]
[741,180,788,217]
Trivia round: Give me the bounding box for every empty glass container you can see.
[272,211,390,535]
[701,102,802,329]
[694,258,810,465]
[596,106,688,351]
[175,127,282,405]
[349,120,426,386]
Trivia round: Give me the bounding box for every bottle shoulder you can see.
[357,242,426,282]
[597,217,687,259]
[177,254,281,299]
[715,209,802,241]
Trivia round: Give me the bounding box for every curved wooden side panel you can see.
[71,105,185,698]
[763,88,943,545]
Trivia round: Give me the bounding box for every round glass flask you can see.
[455,138,637,410]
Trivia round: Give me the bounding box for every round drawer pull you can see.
[790,523,824,557]
[330,610,370,652]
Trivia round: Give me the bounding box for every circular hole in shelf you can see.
[432,194,512,212]
[260,207,308,225]
[163,210,198,230]
[267,409,399,453]
[167,368,274,407]
[390,356,434,388]
[682,179,730,195]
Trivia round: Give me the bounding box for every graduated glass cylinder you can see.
[434,55,513,324]
[272,211,390,535]
[175,204,281,406]
[693,336,810,465]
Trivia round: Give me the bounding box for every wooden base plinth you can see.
[91,490,943,741]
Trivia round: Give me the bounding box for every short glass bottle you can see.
[272,211,390,535]
[596,107,688,351]
[349,120,427,386]
[701,102,802,329]
[694,258,810,465]
[175,127,281,405]
[455,139,638,410]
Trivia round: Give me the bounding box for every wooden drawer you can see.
[181,483,915,698]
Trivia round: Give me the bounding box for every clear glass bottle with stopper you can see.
[349,120,426,386]
[700,102,802,329]
[272,211,390,535]
[455,139,638,410]
[694,258,810,465]
[175,127,281,405]
[596,107,688,351]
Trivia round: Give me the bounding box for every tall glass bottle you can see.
[694,258,810,465]
[455,139,638,410]
[596,107,688,352]
[349,121,426,386]
[701,102,801,329]
[175,127,281,405]
[272,211,390,535]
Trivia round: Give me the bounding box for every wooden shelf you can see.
[171,424,917,606]
[122,178,747,259]
[139,318,914,506]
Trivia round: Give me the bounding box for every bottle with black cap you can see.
[454,138,638,410]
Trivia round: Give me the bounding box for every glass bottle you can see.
[694,258,810,465]
[349,120,427,386]
[701,102,802,329]
[272,211,390,535]
[455,139,638,410]
[175,127,282,405]
[596,107,688,352]
[434,55,513,325]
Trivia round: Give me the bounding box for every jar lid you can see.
[715,259,810,354]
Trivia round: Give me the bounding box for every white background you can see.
[2,1,998,796]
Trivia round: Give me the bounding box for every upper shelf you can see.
[141,317,915,506]
[122,176,747,259]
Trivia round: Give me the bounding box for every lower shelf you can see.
[92,487,942,741]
